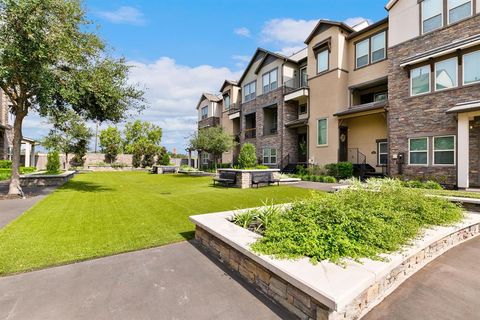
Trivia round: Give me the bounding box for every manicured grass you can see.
[0,172,313,275]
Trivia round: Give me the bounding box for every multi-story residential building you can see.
[196,0,480,189]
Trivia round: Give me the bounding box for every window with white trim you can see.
[378,141,388,166]
[463,50,480,85]
[371,31,386,63]
[202,152,209,165]
[434,136,455,165]
[435,57,457,91]
[409,137,429,165]
[262,69,278,94]
[201,106,208,120]
[317,50,329,73]
[243,81,256,102]
[448,0,472,24]
[422,0,443,33]
[356,39,369,68]
[411,65,431,96]
[224,95,231,111]
[262,148,277,165]
[317,118,328,146]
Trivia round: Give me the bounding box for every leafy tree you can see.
[123,120,162,154]
[159,153,171,166]
[0,0,144,195]
[189,127,235,168]
[141,141,158,168]
[41,110,93,168]
[99,127,122,164]
[238,143,257,169]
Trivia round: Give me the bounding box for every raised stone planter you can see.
[190,208,480,320]
[86,165,136,172]
[154,166,179,174]
[20,171,76,187]
[217,169,281,189]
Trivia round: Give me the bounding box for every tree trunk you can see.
[65,152,68,170]
[8,113,26,196]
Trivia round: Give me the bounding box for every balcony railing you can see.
[227,103,240,114]
[245,128,256,139]
[284,76,308,90]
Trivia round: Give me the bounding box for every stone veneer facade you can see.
[198,116,220,129]
[240,87,299,166]
[195,221,480,320]
[387,15,480,186]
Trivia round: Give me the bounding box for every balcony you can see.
[228,103,241,120]
[198,116,220,129]
[284,77,309,103]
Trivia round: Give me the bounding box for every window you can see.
[243,81,256,102]
[434,136,455,165]
[202,152,209,165]
[299,104,307,114]
[448,0,472,24]
[411,65,431,96]
[374,92,388,102]
[262,148,277,165]
[422,0,443,33]
[317,50,329,73]
[300,67,308,87]
[409,138,429,165]
[201,106,208,120]
[371,31,386,63]
[262,69,278,93]
[317,118,328,146]
[356,39,369,68]
[435,57,457,90]
[463,50,480,85]
[224,95,231,111]
[378,141,388,166]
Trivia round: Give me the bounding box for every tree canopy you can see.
[189,127,236,166]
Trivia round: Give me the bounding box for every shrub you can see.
[247,179,463,264]
[217,163,232,169]
[20,167,36,174]
[307,165,327,176]
[0,160,12,169]
[158,153,171,166]
[323,176,337,183]
[326,162,353,179]
[132,152,142,168]
[424,181,443,189]
[296,165,307,175]
[238,143,257,169]
[255,165,269,169]
[46,151,61,174]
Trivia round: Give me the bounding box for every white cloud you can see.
[234,27,251,37]
[96,6,146,26]
[343,17,374,28]
[276,46,306,57]
[261,18,318,45]
[231,55,251,69]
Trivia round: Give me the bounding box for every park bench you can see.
[251,172,280,188]
[213,171,237,187]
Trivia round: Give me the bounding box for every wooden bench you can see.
[251,172,280,188]
[213,171,237,187]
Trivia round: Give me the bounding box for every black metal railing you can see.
[347,148,367,180]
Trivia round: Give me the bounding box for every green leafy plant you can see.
[159,153,171,166]
[46,151,61,174]
[325,162,353,179]
[0,160,12,169]
[237,143,257,169]
[20,167,37,174]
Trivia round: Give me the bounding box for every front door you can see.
[298,133,307,163]
[339,126,348,162]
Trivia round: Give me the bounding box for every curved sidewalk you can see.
[364,235,480,320]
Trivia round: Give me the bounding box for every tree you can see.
[238,143,257,169]
[189,127,235,168]
[41,110,93,168]
[99,127,122,164]
[123,120,162,154]
[0,0,144,195]
[159,153,170,166]
[46,151,61,174]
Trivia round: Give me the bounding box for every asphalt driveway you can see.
[0,241,291,320]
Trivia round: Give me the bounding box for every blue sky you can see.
[24,0,388,153]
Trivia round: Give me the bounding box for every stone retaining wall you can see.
[20,171,76,187]
[194,221,480,320]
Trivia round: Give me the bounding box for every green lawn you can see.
[0,172,313,276]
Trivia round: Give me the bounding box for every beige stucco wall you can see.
[389,0,419,47]
[342,113,388,171]
[306,26,344,78]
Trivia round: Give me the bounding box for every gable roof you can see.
[196,93,221,110]
[304,20,355,44]
[219,80,238,92]
[385,0,399,11]
[237,48,295,85]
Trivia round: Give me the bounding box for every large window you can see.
[356,39,369,68]
[202,152,209,165]
[435,57,457,91]
[201,106,208,120]
[411,65,431,96]
[409,138,429,165]
[434,136,455,165]
[371,31,386,63]
[243,81,256,102]
[463,50,480,85]
[378,141,388,166]
[317,50,329,73]
[448,0,472,24]
[262,148,277,165]
[262,69,278,94]
[422,0,443,33]
[224,95,231,111]
[317,118,328,146]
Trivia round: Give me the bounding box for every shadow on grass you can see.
[179,231,195,241]
[58,180,115,193]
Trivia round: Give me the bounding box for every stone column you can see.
[458,113,469,189]
[24,143,31,167]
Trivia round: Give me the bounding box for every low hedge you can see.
[0,160,12,169]
[298,174,337,183]
[325,162,353,179]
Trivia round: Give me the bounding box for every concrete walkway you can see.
[0,242,291,320]
[0,185,56,228]
[364,235,480,320]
